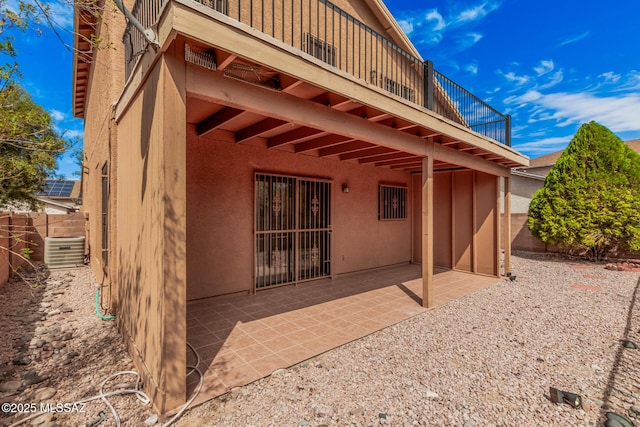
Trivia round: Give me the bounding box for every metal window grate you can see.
[378,184,407,220]
[381,77,415,102]
[304,33,336,67]
[255,173,331,290]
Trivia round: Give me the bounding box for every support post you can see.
[424,61,434,111]
[504,176,512,275]
[422,155,434,308]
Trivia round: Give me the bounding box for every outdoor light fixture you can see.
[549,387,582,409]
[342,184,350,193]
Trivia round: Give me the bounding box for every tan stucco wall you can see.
[510,174,544,214]
[115,47,187,413]
[81,4,128,297]
[186,128,412,300]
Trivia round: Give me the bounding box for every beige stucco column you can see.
[504,175,512,275]
[422,155,434,308]
[115,42,187,414]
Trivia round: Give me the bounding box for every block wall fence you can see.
[0,212,87,287]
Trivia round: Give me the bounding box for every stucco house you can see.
[511,139,640,213]
[72,0,528,413]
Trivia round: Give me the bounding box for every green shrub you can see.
[528,121,640,260]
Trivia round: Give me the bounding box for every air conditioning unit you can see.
[45,237,85,268]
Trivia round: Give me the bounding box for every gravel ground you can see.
[178,253,640,427]
[0,265,154,427]
[2,253,640,427]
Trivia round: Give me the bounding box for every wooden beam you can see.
[340,146,393,160]
[472,171,477,273]
[375,157,422,167]
[196,107,244,136]
[268,127,324,148]
[422,155,434,308]
[236,117,288,142]
[187,67,514,176]
[216,52,237,71]
[504,176,512,275]
[280,75,305,92]
[295,134,353,153]
[318,141,372,157]
[359,152,415,164]
[389,161,422,169]
[495,176,501,276]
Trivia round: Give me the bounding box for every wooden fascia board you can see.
[364,0,423,60]
[187,66,512,177]
[167,0,527,168]
[114,0,528,171]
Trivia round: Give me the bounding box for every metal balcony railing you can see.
[123,0,511,146]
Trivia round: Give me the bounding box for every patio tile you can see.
[188,332,220,349]
[275,344,318,365]
[261,334,298,353]
[217,363,262,389]
[233,342,273,364]
[250,354,291,377]
[221,331,258,350]
[186,324,211,338]
[186,264,501,405]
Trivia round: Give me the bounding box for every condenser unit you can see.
[44,237,85,268]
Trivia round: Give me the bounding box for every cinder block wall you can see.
[0,212,87,287]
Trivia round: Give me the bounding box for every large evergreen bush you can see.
[528,121,640,260]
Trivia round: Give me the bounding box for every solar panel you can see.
[36,179,77,198]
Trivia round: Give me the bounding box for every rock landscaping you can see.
[0,266,153,427]
[1,253,640,426]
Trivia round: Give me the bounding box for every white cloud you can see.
[6,0,74,30]
[398,19,414,35]
[538,70,564,90]
[534,60,554,76]
[397,1,500,47]
[465,63,479,75]
[599,72,621,84]
[453,1,500,25]
[63,129,84,140]
[504,90,543,105]
[46,0,74,30]
[558,31,590,47]
[468,32,483,44]
[617,70,640,91]
[425,9,446,31]
[526,92,640,133]
[501,71,530,85]
[50,109,65,121]
[513,135,571,156]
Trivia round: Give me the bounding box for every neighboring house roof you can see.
[522,139,640,170]
[35,179,82,202]
[528,150,564,168]
[364,0,423,60]
[37,198,79,213]
[511,169,545,181]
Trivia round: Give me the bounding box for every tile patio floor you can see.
[185,264,500,404]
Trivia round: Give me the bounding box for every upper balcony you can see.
[122,0,513,148]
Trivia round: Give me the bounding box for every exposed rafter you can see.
[268,127,324,148]
[236,118,289,142]
[196,107,244,136]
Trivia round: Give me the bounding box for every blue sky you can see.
[7,0,640,178]
[386,0,640,156]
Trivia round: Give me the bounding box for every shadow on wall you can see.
[115,57,187,412]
